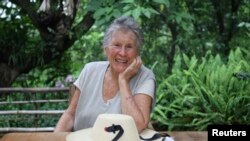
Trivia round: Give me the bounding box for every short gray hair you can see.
[102,16,144,49]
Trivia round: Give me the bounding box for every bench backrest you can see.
[0,87,70,135]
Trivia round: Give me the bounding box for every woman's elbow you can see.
[137,119,149,133]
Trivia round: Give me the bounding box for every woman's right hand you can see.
[118,56,142,83]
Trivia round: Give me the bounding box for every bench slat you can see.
[0,99,68,105]
[0,110,65,115]
[0,87,69,93]
[0,127,54,132]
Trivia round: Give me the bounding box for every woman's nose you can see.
[119,46,127,55]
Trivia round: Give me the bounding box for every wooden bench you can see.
[0,87,72,135]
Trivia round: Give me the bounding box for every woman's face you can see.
[105,29,138,74]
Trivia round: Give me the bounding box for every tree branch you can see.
[5,0,95,83]
[9,0,51,39]
[72,12,95,39]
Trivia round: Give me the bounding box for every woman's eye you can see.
[115,45,122,49]
[113,44,121,47]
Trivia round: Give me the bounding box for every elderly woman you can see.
[54,16,156,133]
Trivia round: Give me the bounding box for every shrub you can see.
[151,48,250,131]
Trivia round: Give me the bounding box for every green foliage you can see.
[0,1,42,67]
[151,48,250,131]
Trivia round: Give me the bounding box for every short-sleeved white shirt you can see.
[73,61,155,131]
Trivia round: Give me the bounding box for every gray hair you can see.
[102,16,144,49]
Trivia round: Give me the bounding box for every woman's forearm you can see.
[55,87,80,132]
[119,78,149,132]
[54,110,74,132]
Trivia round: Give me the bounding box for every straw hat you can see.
[66,114,174,141]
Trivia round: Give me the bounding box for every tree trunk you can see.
[0,64,19,87]
[0,1,95,87]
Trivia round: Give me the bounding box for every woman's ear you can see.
[103,47,108,56]
[103,47,107,56]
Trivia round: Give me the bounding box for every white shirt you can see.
[73,61,155,131]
